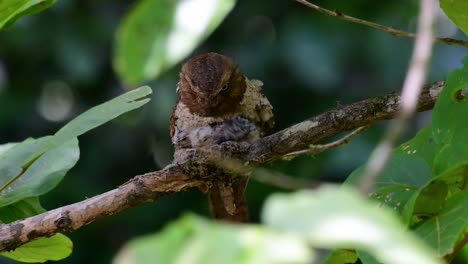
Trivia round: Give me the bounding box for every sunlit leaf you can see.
[113,214,312,264]
[0,0,56,29]
[356,251,380,264]
[440,0,468,36]
[322,249,358,264]
[262,186,443,264]
[114,0,235,85]
[0,198,72,263]
[1,233,72,263]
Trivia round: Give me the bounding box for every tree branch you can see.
[295,0,468,48]
[0,81,443,251]
[0,165,203,251]
[244,81,443,164]
[282,126,369,158]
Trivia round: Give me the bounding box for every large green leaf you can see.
[0,138,79,207]
[347,154,432,222]
[394,125,439,168]
[432,56,468,147]
[414,191,468,257]
[440,0,468,36]
[262,186,443,264]
[0,86,152,206]
[1,233,72,263]
[114,0,235,85]
[0,143,16,156]
[43,85,153,156]
[113,214,312,264]
[0,0,56,29]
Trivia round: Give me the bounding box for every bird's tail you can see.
[207,175,249,222]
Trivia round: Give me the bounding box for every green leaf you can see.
[0,143,17,156]
[0,86,152,205]
[347,154,431,222]
[394,125,439,168]
[347,154,431,188]
[0,197,45,223]
[1,233,73,263]
[412,181,448,217]
[440,0,468,36]
[433,127,468,176]
[413,190,468,257]
[432,56,468,146]
[343,55,468,262]
[50,85,152,148]
[114,0,235,85]
[24,85,151,166]
[262,186,443,264]
[356,251,380,264]
[0,87,151,262]
[322,249,358,264]
[0,0,56,29]
[113,214,312,264]
[0,198,72,263]
[0,138,79,207]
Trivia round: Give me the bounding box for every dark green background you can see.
[0,0,466,263]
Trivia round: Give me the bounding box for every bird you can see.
[170,52,274,222]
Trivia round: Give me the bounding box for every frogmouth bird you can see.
[170,52,274,222]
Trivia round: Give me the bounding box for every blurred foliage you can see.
[0,0,468,263]
[114,0,235,85]
[0,0,56,29]
[114,187,443,264]
[262,186,442,264]
[113,213,312,264]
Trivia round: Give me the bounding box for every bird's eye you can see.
[221,84,229,91]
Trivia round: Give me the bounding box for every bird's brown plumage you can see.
[170,52,274,222]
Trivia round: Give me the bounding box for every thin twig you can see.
[283,126,369,158]
[295,0,468,48]
[358,0,437,194]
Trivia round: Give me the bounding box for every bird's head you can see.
[178,53,246,117]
